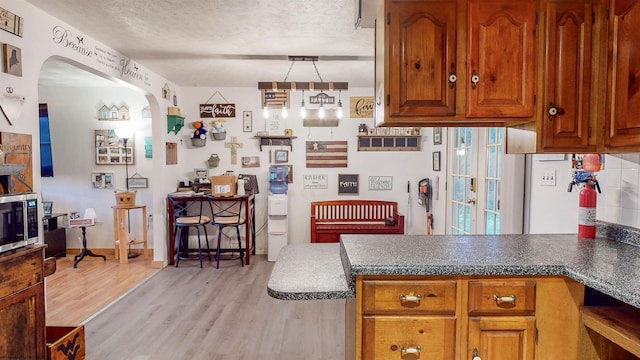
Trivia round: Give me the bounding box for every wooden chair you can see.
[210,196,245,269]
[168,195,212,268]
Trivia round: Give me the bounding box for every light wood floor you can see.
[49,253,346,360]
[45,254,158,326]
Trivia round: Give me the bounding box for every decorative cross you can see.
[224,136,243,165]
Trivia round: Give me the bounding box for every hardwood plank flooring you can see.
[81,255,346,359]
[45,255,158,326]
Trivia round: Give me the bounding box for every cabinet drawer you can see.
[0,248,43,299]
[362,315,456,360]
[362,280,456,314]
[468,279,536,316]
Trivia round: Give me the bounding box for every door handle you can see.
[467,198,476,205]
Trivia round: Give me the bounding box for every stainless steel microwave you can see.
[0,192,38,254]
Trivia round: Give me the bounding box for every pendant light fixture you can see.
[336,90,343,120]
[318,100,325,120]
[281,91,288,119]
[257,56,348,122]
[300,89,306,119]
[262,98,269,119]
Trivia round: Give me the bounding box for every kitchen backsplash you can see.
[597,154,640,229]
[597,221,640,247]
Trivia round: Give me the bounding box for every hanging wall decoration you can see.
[349,96,374,118]
[166,142,177,165]
[95,130,134,165]
[92,172,114,189]
[200,90,236,118]
[305,141,347,168]
[144,136,152,158]
[2,43,22,76]
[338,174,359,195]
[0,7,24,37]
[97,104,129,120]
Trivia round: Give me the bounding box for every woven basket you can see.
[114,190,136,205]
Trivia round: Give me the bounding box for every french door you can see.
[447,127,524,235]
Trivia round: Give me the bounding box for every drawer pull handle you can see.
[399,345,421,356]
[493,294,516,303]
[399,294,422,303]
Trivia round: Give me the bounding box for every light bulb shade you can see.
[281,102,288,119]
[114,126,135,139]
[300,102,306,119]
[83,208,97,219]
[337,103,343,120]
[318,105,325,120]
[263,105,270,119]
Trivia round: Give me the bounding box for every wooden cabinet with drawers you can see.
[354,276,584,360]
[466,279,537,360]
[0,246,47,360]
[359,278,457,359]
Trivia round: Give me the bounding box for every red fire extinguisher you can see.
[578,182,597,238]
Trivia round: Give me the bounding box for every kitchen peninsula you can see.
[268,232,640,359]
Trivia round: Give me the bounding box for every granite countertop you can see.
[268,233,640,308]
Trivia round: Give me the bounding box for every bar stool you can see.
[168,195,212,268]
[210,195,245,268]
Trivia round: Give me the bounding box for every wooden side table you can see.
[111,204,148,264]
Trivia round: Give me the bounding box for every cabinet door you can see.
[467,0,536,118]
[0,284,46,360]
[468,316,536,360]
[362,315,456,359]
[387,0,457,117]
[541,1,594,152]
[604,0,640,151]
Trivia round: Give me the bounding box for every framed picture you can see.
[95,130,135,165]
[127,177,148,189]
[243,111,252,132]
[92,172,114,188]
[338,174,359,195]
[433,151,441,171]
[193,168,209,183]
[2,43,22,76]
[275,150,289,163]
[433,127,442,145]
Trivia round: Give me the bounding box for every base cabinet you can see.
[354,276,584,360]
[363,316,456,359]
[0,246,46,360]
[468,316,536,360]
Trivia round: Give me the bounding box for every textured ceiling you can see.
[27,0,378,88]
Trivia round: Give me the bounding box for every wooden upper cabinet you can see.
[387,0,458,117]
[604,0,640,151]
[467,0,537,118]
[540,1,595,152]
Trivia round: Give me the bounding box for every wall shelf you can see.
[255,136,297,152]
[357,135,421,151]
[167,115,185,134]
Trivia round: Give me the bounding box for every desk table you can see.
[167,193,255,265]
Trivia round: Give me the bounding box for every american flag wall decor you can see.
[306,141,348,168]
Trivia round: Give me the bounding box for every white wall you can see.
[37,83,447,255]
[39,86,152,251]
[527,153,640,233]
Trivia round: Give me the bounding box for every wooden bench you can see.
[310,200,405,243]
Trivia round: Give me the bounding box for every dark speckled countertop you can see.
[268,232,640,308]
